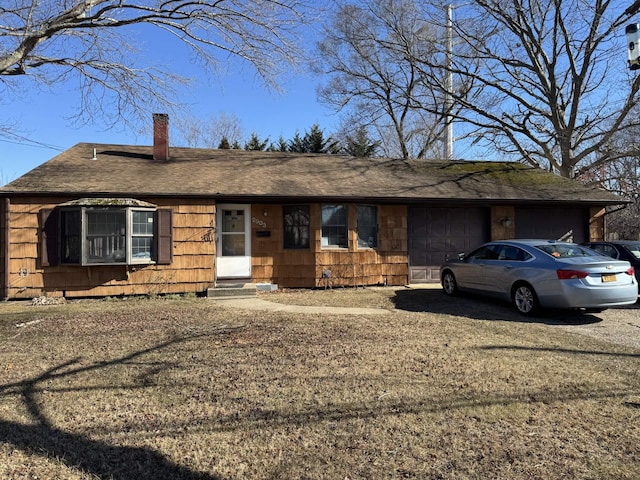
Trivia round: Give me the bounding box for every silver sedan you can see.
[440,240,638,315]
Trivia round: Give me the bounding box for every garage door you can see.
[515,207,588,243]
[408,206,490,283]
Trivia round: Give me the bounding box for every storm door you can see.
[216,205,251,279]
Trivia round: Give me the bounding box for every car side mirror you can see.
[458,252,465,261]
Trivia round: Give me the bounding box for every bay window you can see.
[41,199,172,267]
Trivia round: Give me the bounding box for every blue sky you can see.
[0,22,338,185]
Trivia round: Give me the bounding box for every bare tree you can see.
[0,0,312,129]
[314,0,467,159]
[175,113,244,148]
[419,0,640,178]
[580,114,640,239]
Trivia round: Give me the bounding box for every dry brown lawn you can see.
[1,288,639,479]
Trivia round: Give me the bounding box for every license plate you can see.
[602,274,617,283]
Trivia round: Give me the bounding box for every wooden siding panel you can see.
[589,207,606,241]
[9,227,39,244]
[172,254,213,269]
[254,203,409,288]
[172,203,215,214]
[5,197,217,298]
[12,243,38,260]
[173,212,215,228]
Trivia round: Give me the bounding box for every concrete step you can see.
[207,282,278,299]
[207,283,256,299]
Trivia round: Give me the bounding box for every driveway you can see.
[397,287,640,351]
[556,306,640,350]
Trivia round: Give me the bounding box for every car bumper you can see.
[538,280,638,309]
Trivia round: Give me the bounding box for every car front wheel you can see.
[512,283,539,315]
[442,271,458,296]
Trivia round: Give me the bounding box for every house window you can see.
[60,207,157,265]
[132,210,156,260]
[85,209,128,263]
[357,205,378,248]
[41,200,172,267]
[321,204,348,248]
[283,205,310,249]
[61,209,81,264]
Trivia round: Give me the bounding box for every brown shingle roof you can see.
[0,142,623,205]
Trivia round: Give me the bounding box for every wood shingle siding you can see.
[5,197,215,299]
[250,204,407,288]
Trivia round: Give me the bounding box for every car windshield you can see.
[535,243,595,258]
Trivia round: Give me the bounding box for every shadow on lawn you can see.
[478,344,640,359]
[3,318,638,476]
[392,288,607,325]
[0,338,223,480]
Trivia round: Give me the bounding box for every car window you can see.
[623,244,640,260]
[590,244,619,259]
[535,244,594,258]
[497,245,530,261]
[467,245,500,260]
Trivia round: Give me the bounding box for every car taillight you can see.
[556,269,589,280]
[627,267,635,276]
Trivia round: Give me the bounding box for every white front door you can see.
[216,204,251,279]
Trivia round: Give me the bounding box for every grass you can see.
[1,288,639,479]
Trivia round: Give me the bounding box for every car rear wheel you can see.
[512,283,539,315]
[442,271,458,296]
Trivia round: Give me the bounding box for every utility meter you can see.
[626,23,640,70]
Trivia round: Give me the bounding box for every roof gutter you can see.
[0,191,628,207]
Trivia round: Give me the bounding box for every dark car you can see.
[583,241,640,283]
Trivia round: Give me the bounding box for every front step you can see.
[207,282,257,299]
[207,283,278,300]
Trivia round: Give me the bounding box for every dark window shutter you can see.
[156,209,173,265]
[39,208,60,267]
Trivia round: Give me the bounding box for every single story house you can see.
[0,114,625,299]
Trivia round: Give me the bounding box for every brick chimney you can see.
[153,113,169,161]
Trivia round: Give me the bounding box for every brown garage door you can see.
[408,206,490,283]
[515,207,588,243]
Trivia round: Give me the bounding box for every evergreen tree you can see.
[267,136,288,152]
[276,135,288,152]
[288,124,338,153]
[303,123,339,153]
[343,125,379,157]
[245,132,269,151]
[218,137,231,149]
[288,131,306,153]
[303,124,326,153]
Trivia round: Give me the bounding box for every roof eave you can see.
[0,190,627,207]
